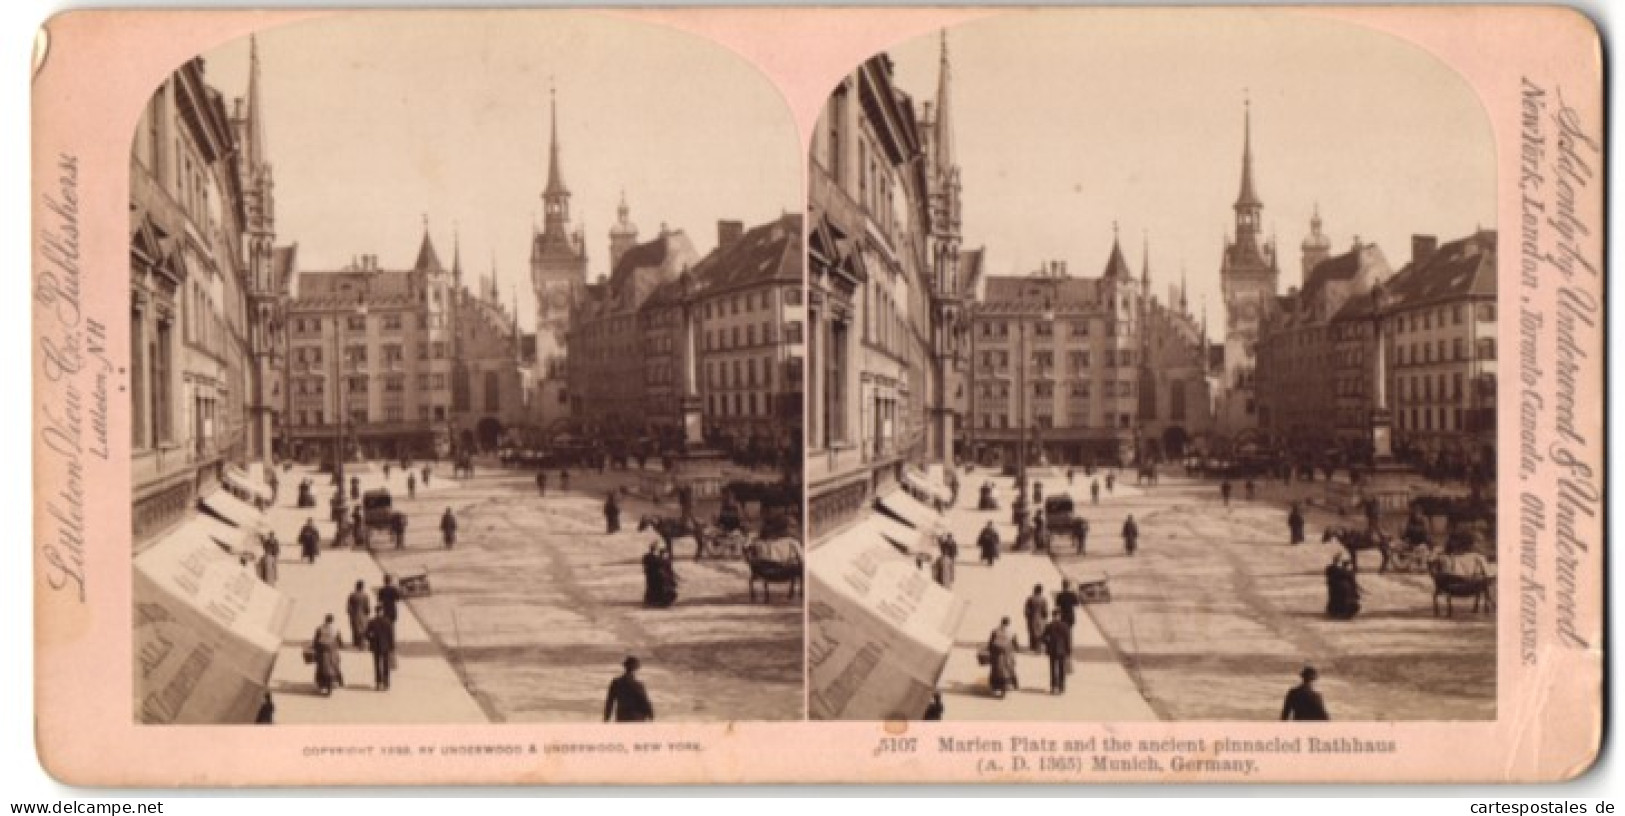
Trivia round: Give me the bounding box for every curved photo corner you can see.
[127,10,806,727]
[804,8,1498,723]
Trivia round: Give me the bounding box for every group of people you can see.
[985,580,1083,699]
[311,576,403,694]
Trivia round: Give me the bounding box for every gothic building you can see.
[529,89,588,432]
[1216,100,1281,439]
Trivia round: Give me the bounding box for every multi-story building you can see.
[691,215,804,456]
[1215,101,1282,438]
[530,90,589,432]
[1330,290,1378,452]
[1380,230,1498,477]
[918,33,968,469]
[806,52,940,541]
[282,229,462,461]
[1254,231,1392,453]
[1136,268,1215,460]
[566,227,698,436]
[130,54,266,547]
[449,267,529,450]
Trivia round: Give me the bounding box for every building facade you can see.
[1381,230,1499,478]
[1254,233,1392,453]
[806,53,941,542]
[130,55,268,547]
[449,266,529,451]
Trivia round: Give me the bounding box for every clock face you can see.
[549,289,569,310]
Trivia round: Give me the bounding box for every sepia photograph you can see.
[128,11,806,726]
[806,9,1500,722]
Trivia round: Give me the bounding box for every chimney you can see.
[1411,234,1438,266]
[717,220,745,249]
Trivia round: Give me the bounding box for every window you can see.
[785,286,802,306]
[786,321,804,344]
[349,376,368,394]
[1454,338,1465,361]
[485,371,500,412]
[1453,305,1464,325]
[348,315,366,331]
[131,308,146,447]
[384,376,404,393]
[431,374,446,389]
[1034,351,1054,370]
[432,342,446,359]
[1478,303,1497,322]
[433,406,446,421]
[153,320,172,443]
[747,325,756,346]
[383,314,403,331]
[385,405,404,422]
[1071,320,1089,337]
[384,344,403,364]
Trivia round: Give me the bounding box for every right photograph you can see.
[805,10,1499,722]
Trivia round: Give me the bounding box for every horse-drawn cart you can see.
[399,568,432,598]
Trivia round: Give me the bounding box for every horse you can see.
[1136,465,1158,486]
[1429,555,1496,617]
[638,514,705,560]
[1321,525,1393,573]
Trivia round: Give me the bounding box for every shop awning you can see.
[808,516,967,721]
[223,466,273,505]
[134,518,294,724]
[877,489,947,536]
[196,512,255,556]
[902,469,952,505]
[200,488,272,536]
[872,512,930,557]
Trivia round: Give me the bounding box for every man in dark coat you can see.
[1023,585,1049,654]
[391,512,408,549]
[1288,503,1306,546]
[255,692,275,724]
[642,543,664,606]
[604,656,655,722]
[536,471,547,496]
[1054,580,1081,658]
[406,472,417,499]
[349,476,360,502]
[1090,479,1100,505]
[1122,514,1139,556]
[440,508,457,549]
[345,580,371,650]
[1221,480,1233,506]
[298,519,321,564]
[364,607,396,691]
[1042,609,1073,694]
[605,492,621,534]
[1073,517,1090,555]
[977,522,1001,566]
[560,469,570,491]
[1281,666,1330,720]
[351,507,367,550]
[1325,556,1362,619]
[377,575,402,624]
[922,692,945,721]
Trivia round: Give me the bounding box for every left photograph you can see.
[129,11,806,725]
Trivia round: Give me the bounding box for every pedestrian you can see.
[259,532,280,586]
[1031,480,1043,506]
[406,472,417,499]
[642,542,664,606]
[349,476,360,502]
[987,618,1019,698]
[383,462,392,481]
[561,469,570,491]
[977,521,1001,566]
[298,518,320,564]
[365,607,396,691]
[935,534,958,589]
[345,580,371,650]
[922,692,945,721]
[604,656,655,722]
[441,507,457,549]
[1023,584,1049,654]
[312,614,343,695]
[1105,473,1115,493]
[1122,514,1139,556]
[1067,468,1075,486]
[1245,479,1256,501]
[605,492,621,534]
[377,575,401,624]
[255,692,275,724]
[1288,502,1306,546]
[1073,517,1090,555]
[1054,579,1080,657]
[422,465,432,487]
[1042,609,1073,694]
[1221,480,1232,506]
[351,507,367,550]
[1033,509,1048,553]
[391,512,408,549]
[1325,556,1362,620]
[1091,479,1100,505]
[536,471,547,497]
[1281,666,1330,720]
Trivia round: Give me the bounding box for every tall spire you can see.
[452,223,463,285]
[244,35,267,170]
[1180,264,1189,311]
[1235,93,1262,209]
[1141,230,1151,290]
[413,215,443,274]
[544,83,568,197]
[1102,221,1132,279]
[934,30,955,174]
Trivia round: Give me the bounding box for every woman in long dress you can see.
[313,614,344,694]
[988,618,1019,698]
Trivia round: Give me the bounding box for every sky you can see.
[198,11,801,333]
[885,9,1497,328]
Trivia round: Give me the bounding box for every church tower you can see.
[529,86,588,427]
[1300,203,1332,282]
[1216,98,1280,432]
[230,35,280,463]
[609,191,639,270]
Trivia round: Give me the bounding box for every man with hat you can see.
[1281,666,1330,720]
[604,656,655,722]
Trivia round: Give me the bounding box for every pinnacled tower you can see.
[230,35,280,463]
[529,86,588,427]
[1217,97,1280,433]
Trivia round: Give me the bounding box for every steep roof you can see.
[1381,230,1497,308]
[688,213,803,295]
[413,229,444,274]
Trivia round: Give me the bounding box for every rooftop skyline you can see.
[886,9,1497,326]
[198,11,801,333]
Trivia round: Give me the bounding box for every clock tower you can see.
[1216,97,1280,435]
[529,87,587,428]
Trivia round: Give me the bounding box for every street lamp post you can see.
[1368,283,1394,466]
[1016,298,1055,488]
[332,294,367,527]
